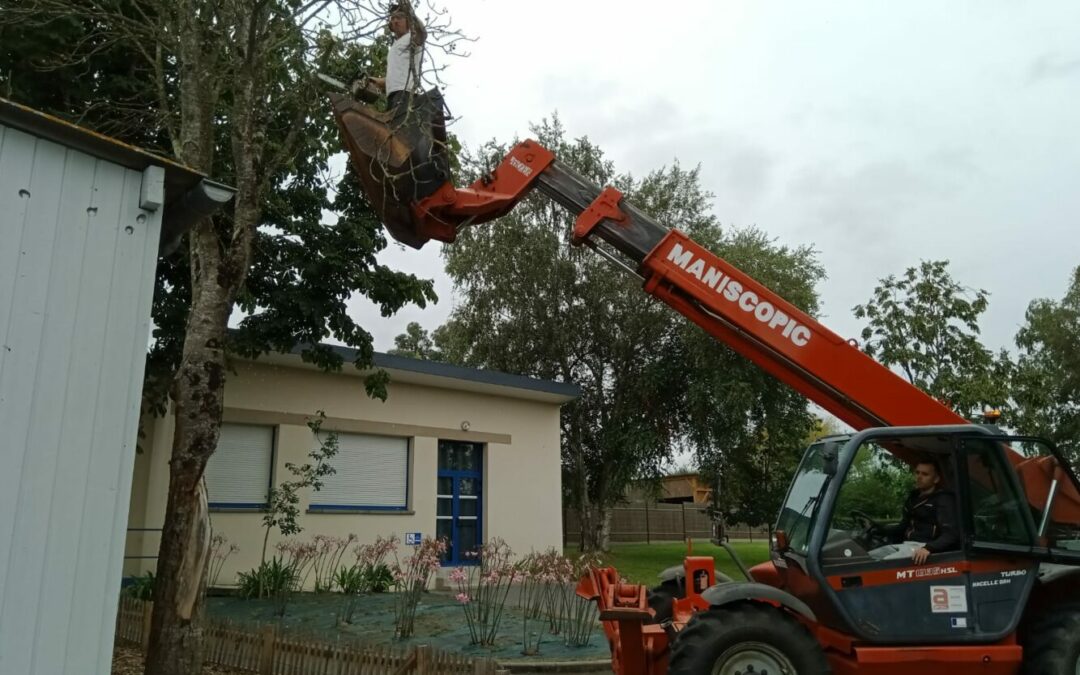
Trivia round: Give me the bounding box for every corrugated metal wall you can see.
[0,122,162,674]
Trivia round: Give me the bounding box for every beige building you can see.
[125,346,578,584]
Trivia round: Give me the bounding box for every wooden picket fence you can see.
[115,596,504,675]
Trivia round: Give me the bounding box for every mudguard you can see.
[700,581,817,622]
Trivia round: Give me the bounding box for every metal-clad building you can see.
[0,98,233,675]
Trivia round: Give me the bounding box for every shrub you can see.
[336,535,398,624]
[365,563,394,592]
[237,557,295,599]
[125,571,155,601]
[334,565,368,595]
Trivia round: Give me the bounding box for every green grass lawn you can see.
[567,541,772,585]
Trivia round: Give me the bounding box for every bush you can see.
[237,557,296,599]
[365,563,394,593]
[125,571,155,601]
[334,565,367,595]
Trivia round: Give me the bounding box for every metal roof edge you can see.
[287,341,581,400]
[0,97,235,249]
[0,97,201,180]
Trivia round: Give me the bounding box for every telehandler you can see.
[330,90,1080,675]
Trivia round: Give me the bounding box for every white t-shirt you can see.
[386,33,422,95]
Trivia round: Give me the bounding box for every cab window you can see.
[962,439,1033,547]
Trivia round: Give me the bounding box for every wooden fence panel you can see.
[564,502,770,545]
[114,597,510,675]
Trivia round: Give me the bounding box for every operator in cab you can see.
[879,457,960,565]
[365,3,427,114]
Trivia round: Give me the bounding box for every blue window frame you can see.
[437,440,483,565]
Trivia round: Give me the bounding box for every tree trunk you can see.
[145,220,232,675]
[578,503,612,553]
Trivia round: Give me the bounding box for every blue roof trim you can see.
[290,342,581,399]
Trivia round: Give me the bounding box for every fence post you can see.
[681,503,688,541]
[644,501,651,544]
[140,601,154,652]
[258,624,277,675]
[415,645,433,675]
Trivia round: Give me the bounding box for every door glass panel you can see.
[437,518,453,562]
[459,497,478,518]
[437,498,453,517]
[437,476,453,495]
[963,439,1034,546]
[460,478,479,497]
[776,442,830,555]
[439,440,482,472]
[458,519,479,557]
[823,441,915,566]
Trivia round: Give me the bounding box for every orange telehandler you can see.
[330,91,1080,675]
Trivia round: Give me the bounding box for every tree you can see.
[2,2,461,672]
[853,260,1010,417]
[389,321,443,360]
[259,412,339,565]
[1012,266,1080,459]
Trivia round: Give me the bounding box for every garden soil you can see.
[205,591,611,663]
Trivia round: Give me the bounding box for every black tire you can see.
[1022,608,1080,675]
[668,603,829,675]
[647,579,682,624]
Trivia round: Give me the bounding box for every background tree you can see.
[853,260,1010,417]
[1012,266,1080,459]
[389,321,444,360]
[2,1,463,672]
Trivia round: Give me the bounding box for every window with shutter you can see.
[205,423,274,507]
[310,432,409,510]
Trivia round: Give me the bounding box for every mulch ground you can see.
[112,645,247,675]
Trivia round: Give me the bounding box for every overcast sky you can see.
[346,1,1080,358]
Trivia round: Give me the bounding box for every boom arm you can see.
[410,139,968,432]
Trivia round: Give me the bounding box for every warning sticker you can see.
[930,586,968,614]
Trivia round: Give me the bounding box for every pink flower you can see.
[456,592,470,604]
[449,567,468,583]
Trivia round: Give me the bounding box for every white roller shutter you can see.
[312,433,408,509]
[205,423,274,506]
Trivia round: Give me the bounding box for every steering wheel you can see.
[848,509,890,548]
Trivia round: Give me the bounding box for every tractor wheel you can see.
[647,579,681,624]
[668,603,828,675]
[1022,607,1080,675]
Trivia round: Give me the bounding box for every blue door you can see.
[437,440,483,565]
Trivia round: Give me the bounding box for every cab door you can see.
[815,434,978,643]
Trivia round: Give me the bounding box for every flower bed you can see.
[205,589,611,662]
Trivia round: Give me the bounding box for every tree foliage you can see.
[389,321,444,360]
[1012,266,1080,459]
[853,260,1009,417]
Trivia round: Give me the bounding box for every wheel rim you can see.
[712,641,796,675]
